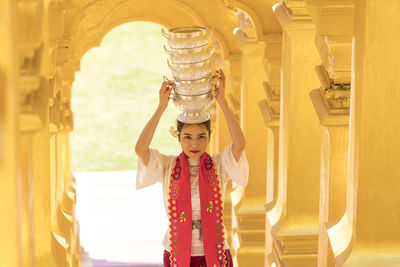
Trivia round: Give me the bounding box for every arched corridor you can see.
[1,1,400,267]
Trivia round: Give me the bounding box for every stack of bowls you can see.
[162,25,217,123]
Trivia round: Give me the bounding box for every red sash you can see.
[168,152,226,267]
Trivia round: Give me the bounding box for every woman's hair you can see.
[177,119,211,139]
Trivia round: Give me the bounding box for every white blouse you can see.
[136,144,249,256]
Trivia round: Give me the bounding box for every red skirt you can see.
[163,249,234,267]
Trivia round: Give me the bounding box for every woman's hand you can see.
[214,68,226,103]
[158,81,175,111]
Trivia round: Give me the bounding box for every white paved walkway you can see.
[75,170,168,265]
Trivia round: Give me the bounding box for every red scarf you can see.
[168,152,226,267]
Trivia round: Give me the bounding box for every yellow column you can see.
[328,1,400,266]
[33,127,59,267]
[232,40,268,266]
[49,90,72,267]
[60,82,80,267]
[267,1,321,266]
[259,33,282,267]
[17,0,62,266]
[310,80,350,267]
[306,1,354,266]
[19,126,40,267]
[48,1,81,263]
[0,1,22,266]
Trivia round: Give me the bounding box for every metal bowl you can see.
[174,78,215,96]
[164,42,215,55]
[174,75,211,84]
[170,63,213,81]
[177,112,211,124]
[166,36,210,49]
[168,56,215,69]
[165,44,216,64]
[172,90,214,114]
[162,26,210,39]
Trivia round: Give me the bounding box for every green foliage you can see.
[70,22,181,172]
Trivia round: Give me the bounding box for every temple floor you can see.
[75,170,167,266]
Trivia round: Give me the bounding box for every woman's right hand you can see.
[158,81,175,111]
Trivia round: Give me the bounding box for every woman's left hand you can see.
[214,68,226,103]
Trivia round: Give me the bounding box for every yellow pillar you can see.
[306,1,354,266]
[310,82,350,267]
[232,40,268,266]
[49,89,71,267]
[259,33,282,267]
[17,0,63,266]
[267,1,321,266]
[33,126,59,267]
[328,1,400,266]
[19,130,39,267]
[0,1,22,266]
[48,3,81,260]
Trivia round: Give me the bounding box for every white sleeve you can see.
[215,144,249,187]
[136,148,168,189]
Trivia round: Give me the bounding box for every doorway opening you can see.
[70,21,181,266]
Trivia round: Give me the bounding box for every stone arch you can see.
[68,0,232,66]
[69,0,203,60]
[99,0,204,29]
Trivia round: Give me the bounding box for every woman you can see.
[135,69,249,267]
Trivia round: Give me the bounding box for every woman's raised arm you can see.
[135,81,175,166]
[214,69,246,161]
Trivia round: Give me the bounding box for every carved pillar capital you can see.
[310,64,350,126]
[273,0,314,30]
[260,34,282,128]
[307,0,354,84]
[17,0,44,60]
[306,0,354,36]
[259,82,280,128]
[17,0,50,134]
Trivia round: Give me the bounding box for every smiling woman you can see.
[178,121,211,159]
[134,68,249,266]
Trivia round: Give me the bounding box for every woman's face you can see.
[179,124,210,160]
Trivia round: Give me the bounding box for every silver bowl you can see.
[162,27,214,49]
[166,36,210,49]
[168,57,214,69]
[165,44,216,65]
[162,26,210,39]
[170,65,212,81]
[174,75,211,84]
[164,42,215,55]
[168,56,216,81]
[174,78,215,96]
[171,90,214,114]
[177,112,211,124]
